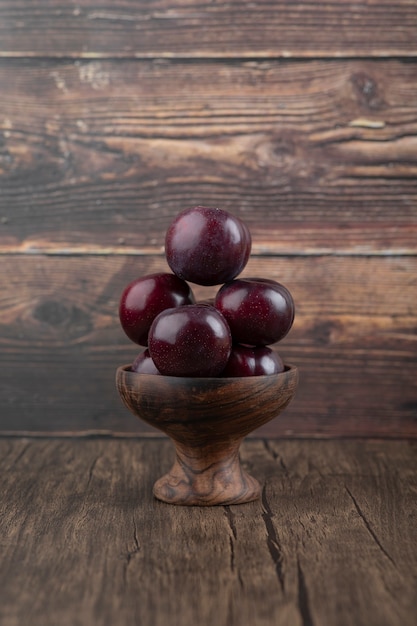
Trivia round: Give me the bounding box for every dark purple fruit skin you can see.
[131,349,161,375]
[215,277,295,346]
[119,272,195,346]
[222,346,284,377]
[148,304,232,377]
[165,206,251,286]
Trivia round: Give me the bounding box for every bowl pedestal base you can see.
[153,439,261,506]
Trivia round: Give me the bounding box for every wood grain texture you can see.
[0,59,416,254]
[0,255,415,437]
[0,437,416,626]
[0,1,416,58]
[0,4,416,439]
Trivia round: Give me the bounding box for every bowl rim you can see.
[116,362,297,382]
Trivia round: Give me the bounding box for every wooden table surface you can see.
[1,436,416,626]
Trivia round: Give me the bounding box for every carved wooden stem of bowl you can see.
[153,437,260,506]
[116,364,298,506]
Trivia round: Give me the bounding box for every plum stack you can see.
[119,206,294,378]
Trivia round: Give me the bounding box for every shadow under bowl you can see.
[116,364,298,506]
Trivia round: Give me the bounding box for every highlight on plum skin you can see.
[131,349,161,375]
[148,304,232,378]
[165,206,252,286]
[214,277,295,347]
[119,272,195,346]
[222,345,285,377]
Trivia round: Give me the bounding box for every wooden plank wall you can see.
[0,1,416,438]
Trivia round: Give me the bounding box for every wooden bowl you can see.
[116,364,298,506]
